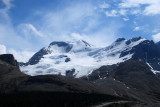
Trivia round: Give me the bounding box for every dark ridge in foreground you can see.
[0,54,18,66]
[0,92,126,107]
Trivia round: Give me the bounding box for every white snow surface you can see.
[20,39,147,77]
[146,62,160,74]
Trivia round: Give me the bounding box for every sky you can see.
[0,0,160,62]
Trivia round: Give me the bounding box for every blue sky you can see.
[0,0,160,61]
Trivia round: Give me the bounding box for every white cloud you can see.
[71,33,85,40]
[105,10,118,17]
[144,3,160,15]
[153,28,160,33]
[40,2,96,35]
[134,27,140,31]
[8,49,35,62]
[0,21,33,50]
[131,9,142,15]
[0,0,13,24]
[119,0,160,15]
[0,44,6,54]
[0,44,34,62]
[119,0,143,8]
[62,26,118,48]
[99,2,110,9]
[24,24,44,37]
[0,0,36,51]
[62,33,105,47]
[119,9,127,16]
[1,0,13,11]
[123,18,129,21]
[105,9,128,17]
[152,33,160,42]
[0,0,121,54]
[35,2,121,47]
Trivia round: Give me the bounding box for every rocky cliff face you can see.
[0,54,18,67]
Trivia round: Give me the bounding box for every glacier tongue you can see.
[20,38,147,77]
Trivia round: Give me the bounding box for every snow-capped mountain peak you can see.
[48,41,73,53]
[47,40,93,53]
[70,40,93,52]
[20,37,160,77]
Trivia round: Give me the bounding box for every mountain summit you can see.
[20,37,160,77]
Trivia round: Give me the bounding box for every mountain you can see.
[0,54,25,80]
[89,37,160,73]
[20,37,160,77]
[156,41,160,51]
[26,40,91,65]
[0,54,127,107]
[0,54,108,94]
[20,40,97,77]
[84,60,160,106]
[110,60,160,106]
[2,36,160,106]
[2,53,160,106]
[0,54,19,66]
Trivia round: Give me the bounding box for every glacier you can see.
[20,37,152,77]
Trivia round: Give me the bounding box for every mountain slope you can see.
[0,54,108,94]
[109,60,160,106]
[0,54,128,107]
[20,40,99,77]
[20,37,160,77]
[85,60,160,106]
